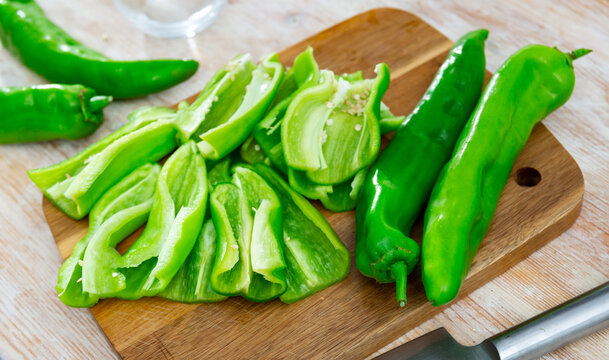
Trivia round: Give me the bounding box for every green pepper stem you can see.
[89,95,113,112]
[390,262,407,307]
[568,48,592,60]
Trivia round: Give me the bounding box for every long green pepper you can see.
[422,45,591,306]
[0,0,198,98]
[0,84,111,143]
[355,30,488,306]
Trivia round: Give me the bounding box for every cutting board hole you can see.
[515,167,541,187]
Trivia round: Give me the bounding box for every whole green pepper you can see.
[175,53,283,160]
[422,46,591,306]
[56,163,159,307]
[28,107,178,219]
[0,0,198,98]
[248,163,350,303]
[0,84,111,143]
[210,166,287,301]
[355,30,488,306]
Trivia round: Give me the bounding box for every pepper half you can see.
[0,84,111,143]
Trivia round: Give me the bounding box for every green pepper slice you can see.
[28,107,177,219]
[175,53,283,160]
[247,164,350,303]
[56,163,159,307]
[210,166,287,301]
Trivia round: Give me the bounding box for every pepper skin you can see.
[248,163,350,303]
[56,163,159,307]
[210,166,287,302]
[0,0,198,99]
[355,30,488,306]
[422,45,591,306]
[0,84,111,143]
[28,109,178,220]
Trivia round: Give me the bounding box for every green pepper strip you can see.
[422,45,591,306]
[175,53,283,160]
[0,84,111,143]
[102,141,208,299]
[355,30,489,306]
[210,166,287,301]
[56,163,159,307]
[28,107,177,219]
[0,0,198,98]
[247,164,350,303]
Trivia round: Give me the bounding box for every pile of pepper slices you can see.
[29,45,408,307]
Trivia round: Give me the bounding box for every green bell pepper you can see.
[355,30,489,306]
[422,45,591,306]
[28,106,178,219]
[56,163,159,307]
[210,166,287,301]
[247,164,350,303]
[82,141,207,298]
[175,53,283,160]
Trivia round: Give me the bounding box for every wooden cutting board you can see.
[44,8,584,359]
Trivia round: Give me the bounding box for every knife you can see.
[374,281,609,360]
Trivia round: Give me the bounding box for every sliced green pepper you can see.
[0,0,198,99]
[210,166,287,301]
[422,45,591,306]
[282,63,389,184]
[159,218,227,303]
[56,163,159,307]
[175,53,283,160]
[28,107,177,219]
[82,141,207,298]
[247,164,350,303]
[0,84,111,143]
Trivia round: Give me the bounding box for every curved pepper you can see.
[28,106,177,219]
[175,53,283,159]
[111,141,208,298]
[355,30,489,306]
[422,45,591,306]
[282,62,389,184]
[0,84,111,143]
[0,0,198,98]
[56,163,159,307]
[248,163,350,303]
[210,166,287,301]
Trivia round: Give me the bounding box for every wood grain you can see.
[42,9,585,359]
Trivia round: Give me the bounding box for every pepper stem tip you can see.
[390,262,407,307]
[568,48,592,60]
[89,95,113,112]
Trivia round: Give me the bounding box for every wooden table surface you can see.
[0,0,607,359]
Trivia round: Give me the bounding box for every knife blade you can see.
[375,281,609,360]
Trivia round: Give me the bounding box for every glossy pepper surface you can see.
[56,163,159,307]
[28,107,178,219]
[0,0,198,98]
[210,165,287,301]
[422,45,591,306]
[248,163,350,303]
[176,53,283,159]
[355,30,488,306]
[0,84,111,143]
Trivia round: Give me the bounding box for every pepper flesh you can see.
[355,30,488,306]
[56,163,159,307]
[175,53,283,159]
[210,166,287,301]
[247,163,350,303]
[0,0,198,98]
[28,107,177,219]
[0,84,111,143]
[422,45,591,306]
